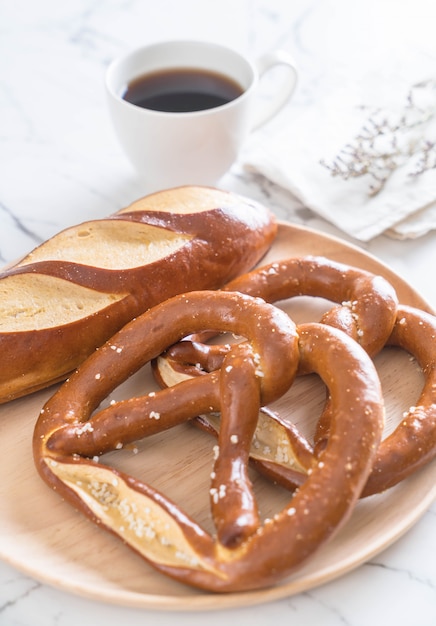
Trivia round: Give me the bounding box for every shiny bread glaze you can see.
[0,186,276,403]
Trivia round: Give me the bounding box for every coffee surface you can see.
[122,68,244,112]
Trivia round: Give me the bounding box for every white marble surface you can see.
[1,1,436,624]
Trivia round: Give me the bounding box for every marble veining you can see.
[1,0,436,625]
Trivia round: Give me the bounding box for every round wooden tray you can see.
[1,221,435,610]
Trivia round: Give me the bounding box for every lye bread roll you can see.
[0,185,277,404]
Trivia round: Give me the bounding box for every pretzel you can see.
[33,290,384,592]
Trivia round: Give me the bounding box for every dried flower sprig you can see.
[320,79,436,196]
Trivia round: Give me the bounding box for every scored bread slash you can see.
[0,185,277,404]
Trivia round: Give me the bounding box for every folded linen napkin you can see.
[245,82,436,241]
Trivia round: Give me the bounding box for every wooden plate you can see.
[1,221,435,611]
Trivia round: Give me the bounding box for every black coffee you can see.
[121,68,244,113]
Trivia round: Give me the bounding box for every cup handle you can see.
[251,50,298,130]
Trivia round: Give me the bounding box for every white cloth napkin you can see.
[245,84,436,241]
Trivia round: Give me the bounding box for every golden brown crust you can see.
[359,305,436,495]
[312,304,436,496]
[0,186,276,403]
[33,290,384,592]
[223,255,399,357]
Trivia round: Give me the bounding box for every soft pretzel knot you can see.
[33,290,384,592]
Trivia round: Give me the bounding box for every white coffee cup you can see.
[105,40,298,189]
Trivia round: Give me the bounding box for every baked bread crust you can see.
[0,186,276,403]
